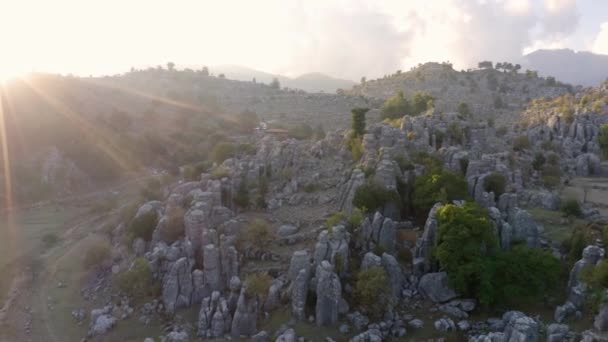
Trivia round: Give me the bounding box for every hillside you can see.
[346,62,572,125]
[210,65,356,93]
[523,49,608,87]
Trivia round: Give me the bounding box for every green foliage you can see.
[348,208,365,228]
[599,124,608,159]
[394,155,414,173]
[546,76,557,86]
[532,152,546,171]
[140,178,163,201]
[236,110,260,132]
[351,107,369,137]
[114,258,159,301]
[457,102,471,117]
[347,134,364,161]
[412,91,434,115]
[494,96,504,109]
[381,91,410,120]
[128,210,158,241]
[447,122,464,145]
[411,151,443,172]
[242,219,271,249]
[270,77,281,89]
[83,240,111,268]
[211,142,236,164]
[561,198,582,218]
[483,172,506,199]
[353,182,400,212]
[490,246,561,304]
[288,123,314,140]
[512,135,531,151]
[234,178,250,209]
[245,273,272,300]
[435,203,498,304]
[496,126,508,137]
[542,164,562,189]
[582,260,608,289]
[564,227,593,262]
[435,203,561,306]
[412,170,469,215]
[353,267,392,319]
[459,158,469,176]
[326,211,347,230]
[314,123,326,140]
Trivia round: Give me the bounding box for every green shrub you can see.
[546,153,560,165]
[83,240,111,268]
[599,124,608,159]
[242,219,271,249]
[353,182,400,212]
[381,91,410,120]
[483,172,506,199]
[561,199,582,218]
[42,233,59,248]
[128,210,158,241]
[347,135,364,161]
[210,166,230,179]
[496,126,508,137]
[542,165,562,189]
[234,178,250,209]
[140,179,162,201]
[245,273,272,300]
[348,208,365,228]
[326,211,347,230]
[114,258,159,301]
[513,135,531,151]
[211,142,236,164]
[532,153,546,171]
[353,267,392,319]
[565,228,593,262]
[457,102,471,117]
[582,260,608,289]
[447,122,464,145]
[288,123,314,140]
[394,155,414,173]
[412,170,469,215]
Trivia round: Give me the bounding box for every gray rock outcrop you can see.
[418,272,458,303]
[315,261,342,326]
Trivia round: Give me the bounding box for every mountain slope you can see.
[210,65,355,93]
[522,49,608,87]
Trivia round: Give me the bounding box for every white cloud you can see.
[593,22,608,55]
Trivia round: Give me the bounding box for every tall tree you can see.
[351,107,369,137]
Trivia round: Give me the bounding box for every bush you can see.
[161,207,185,243]
[532,153,546,171]
[435,203,560,306]
[288,123,314,140]
[599,124,608,159]
[353,267,392,318]
[211,142,236,164]
[496,126,508,137]
[83,240,111,268]
[447,122,464,145]
[412,170,469,215]
[242,219,271,249]
[114,258,159,301]
[326,211,347,230]
[561,199,582,218]
[542,165,562,189]
[128,210,158,241]
[245,273,272,300]
[234,178,250,209]
[457,102,471,117]
[513,135,531,151]
[381,91,410,120]
[483,172,506,199]
[346,134,364,161]
[582,260,608,289]
[353,182,400,212]
[140,179,162,201]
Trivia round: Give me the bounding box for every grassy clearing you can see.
[0,204,86,303]
[527,208,585,245]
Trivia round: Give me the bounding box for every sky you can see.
[0,0,607,80]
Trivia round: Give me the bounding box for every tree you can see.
[218,73,226,79]
[478,61,493,69]
[483,172,506,200]
[513,135,531,151]
[411,91,434,115]
[599,124,608,159]
[167,62,175,71]
[457,102,471,117]
[114,258,159,301]
[546,76,557,86]
[245,273,272,301]
[532,152,546,171]
[201,66,210,76]
[495,62,503,71]
[561,198,582,218]
[353,181,400,212]
[353,267,392,318]
[351,107,369,137]
[514,64,522,73]
[412,170,469,215]
[234,177,250,209]
[381,91,410,119]
[361,76,366,84]
[435,203,498,305]
[270,77,281,89]
[211,142,236,164]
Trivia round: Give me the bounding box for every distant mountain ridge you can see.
[209,65,356,93]
[522,49,608,87]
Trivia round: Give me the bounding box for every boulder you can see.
[315,261,342,326]
[291,268,310,320]
[230,287,258,337]
[277,224,299,237]
[381,253,403,300]
[595,304,608,332]
[88,314,116,337]
[361,252,382,269]
[287,250,310,281]
[418,272,458,303]
[503,311,539,342]
[162,257,194,314]
[197,291,231,337]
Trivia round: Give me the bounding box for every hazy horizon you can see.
[1,0,608,80]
